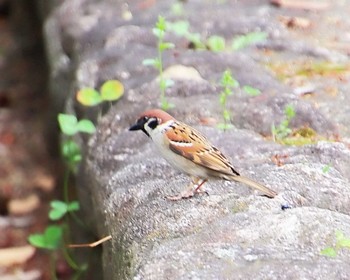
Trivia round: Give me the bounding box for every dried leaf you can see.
[0,245,35,266]
[8,194,40,215]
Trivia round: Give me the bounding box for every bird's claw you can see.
[166,189,209,201]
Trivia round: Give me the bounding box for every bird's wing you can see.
[165,122,239,176]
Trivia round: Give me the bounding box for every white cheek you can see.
[144,124,153,136]
[148,122,170,146]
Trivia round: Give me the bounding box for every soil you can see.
[0,1,63,279]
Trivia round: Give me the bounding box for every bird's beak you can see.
[129,123,142,131]
[129,118,146,131]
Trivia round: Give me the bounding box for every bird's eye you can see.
[147,117,159,129]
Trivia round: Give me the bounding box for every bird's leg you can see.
[194,178,208,194]
[167,177,208,201]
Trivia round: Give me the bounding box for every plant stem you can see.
[50,252,58,280]
[63,168,70,204]
[61,245,82,271]
[158,34,166,107]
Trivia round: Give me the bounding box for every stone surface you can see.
[39,0,350,279]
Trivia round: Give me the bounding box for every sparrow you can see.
[129,109,277,200]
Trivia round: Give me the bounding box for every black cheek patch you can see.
[148,119,159,129]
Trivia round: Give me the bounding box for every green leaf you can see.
[335,230,344,241]
[50,200,67,210]
[76,88,102,106]
[142,58,157,66]
[320,247,337,257]
[280,119,289,129]
[219,94,226,105]
[28,225,63,250]
[335,230,350,248]
[159,79,174,90]
[155,16,167,31]
[159,42,175,51]
[152,28,165,38]
[207,35,226,52]
[49,209,65,220]
[143,58,161,69]
[58,114,78,136]
[61,139,81,163]
[232,31,268,50]
[161,100,175,111]
[217,123,234,130]
[100,80,124,101]
[187,32,206,49]
[67,201,80,212]
[171,3,184,16]
[322,164,331,173]
[243,85,261,96]
[49,200,80,220]
[221,70,239,88]
[338,238,350,248]
[223,110,231,121]
[49,200,68,220]
[225,88,234,96]
[77,119,96,134]
[284,104,296,119]
[167,20,189,36]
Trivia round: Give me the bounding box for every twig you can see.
[68,235,112,248]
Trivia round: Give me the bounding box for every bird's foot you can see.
[166,188,209,201]
[166,178,208,201]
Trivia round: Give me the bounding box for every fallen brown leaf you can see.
[0,269,41,280]
[278,16,312,29]
[31,171,55,192]
[271,0,330,11]
[199,117,217,126]
[8,194,40,215]
[0,245,35,267]
[271,154,289,166]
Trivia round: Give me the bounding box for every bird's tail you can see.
[229,175,277,198]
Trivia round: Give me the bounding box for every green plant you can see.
[322,164,332,173]
[207,35,226,52]
[167,20,206,49]
[58,114,95,136]
[272,104,296,143]
[168,20,267,52]
[217,70,239,130]
[77,80,124,106]
[28,225,63,250]
[321,230,350,257]
[216,70,262,130]
[232,31,268,50]
[167,21,222,51]
[143,16,175,110]
[170,2,184,16]
[242,85,261,96]
[29,79,120,277]
[28,114,97,276]
[49,200,80,221]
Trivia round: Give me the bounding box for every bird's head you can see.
[129,109,174,137]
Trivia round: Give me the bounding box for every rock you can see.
[38,0,350,279]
